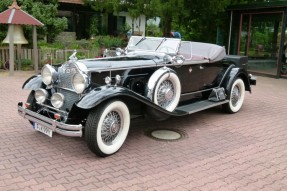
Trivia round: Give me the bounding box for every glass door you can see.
[238,12,283,76]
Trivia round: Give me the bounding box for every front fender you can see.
[76,86,186,116]
[22,75,44,90]
[76,86,128,109]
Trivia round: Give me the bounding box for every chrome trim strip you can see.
[36,102,68,115]
[18,106,82,137]
[89,64,157,72]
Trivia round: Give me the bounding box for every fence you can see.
[0,47,99,70]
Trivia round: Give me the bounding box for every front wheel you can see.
[85,100,130,157]
[223,78,245,113]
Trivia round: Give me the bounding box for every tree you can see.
[0,0,68,43]
[85,0,154,35]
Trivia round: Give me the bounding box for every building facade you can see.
[57,0,146,40]
[228,1,287,78]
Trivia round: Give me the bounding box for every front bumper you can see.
[18,103,83,137]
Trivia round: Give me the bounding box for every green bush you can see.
[92,36,126,48]
[21,59,32,66]
[20,58,33,71]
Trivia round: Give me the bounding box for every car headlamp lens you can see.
[35,89,48,104]
[41,64,58,85]
[174,55,185,65]
[72,72,88,94]
[51,93,64,109]
[115,74,121,85]
[105,76,111,85]
[115,48,123,56]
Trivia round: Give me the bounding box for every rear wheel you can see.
[223,78,245,113]
[85,100,130,157]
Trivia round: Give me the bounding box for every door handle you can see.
[199,66,204,69]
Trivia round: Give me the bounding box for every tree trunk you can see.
[162,17,172,37]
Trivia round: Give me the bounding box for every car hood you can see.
[78,52,167,72]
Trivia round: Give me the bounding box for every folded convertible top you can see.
[191,42,226,63]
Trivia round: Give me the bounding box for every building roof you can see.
[0,0,44,26]
[228,1,287,11]
[58,0,84,5]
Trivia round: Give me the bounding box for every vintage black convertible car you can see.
[18,36,256,157]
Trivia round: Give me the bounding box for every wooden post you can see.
[17,44,21,70]
[33,26,38,73]
[9,24,14,76]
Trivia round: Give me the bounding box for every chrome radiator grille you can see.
[57,88,80,111]
[56,62,80,111]
[58,62,78,90]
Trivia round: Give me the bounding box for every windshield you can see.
[127,36,181,54]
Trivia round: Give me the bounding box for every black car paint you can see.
[21,55,251,124]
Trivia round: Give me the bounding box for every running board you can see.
[176,100,229,114]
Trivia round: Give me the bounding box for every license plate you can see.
[33,123,53,137]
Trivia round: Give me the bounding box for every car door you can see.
[173,41,206,94]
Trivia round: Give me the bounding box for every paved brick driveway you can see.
[1,71,287,191]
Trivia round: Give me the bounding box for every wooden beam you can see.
[33,26,38,73]
[9,24,14,76]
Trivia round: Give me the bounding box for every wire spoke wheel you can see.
[223,78,245,113]
[157,80,175,109]
[101,111,122,145]
[85,100,130,157]
[150,70,181,112]
[231,85,241,107]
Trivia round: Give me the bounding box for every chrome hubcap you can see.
[231,85,240,107]
[157,80,175,108]
[101,111,121,145]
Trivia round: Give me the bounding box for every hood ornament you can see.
[69,50,78,62]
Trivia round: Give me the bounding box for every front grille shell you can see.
[53,62,89,111]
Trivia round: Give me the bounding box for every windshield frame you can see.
[126,36,181,55]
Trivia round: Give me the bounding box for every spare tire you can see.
[146,68,181,112]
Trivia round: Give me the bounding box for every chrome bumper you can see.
[18,104,83,137]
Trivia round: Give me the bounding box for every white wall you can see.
[115,12,146,36]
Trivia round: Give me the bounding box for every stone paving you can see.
[1,71,287,191]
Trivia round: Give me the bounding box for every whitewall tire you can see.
[85,100,130,157]
[223,78,245,113]
[152,72,181,112]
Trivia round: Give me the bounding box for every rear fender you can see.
[223,67,251,98]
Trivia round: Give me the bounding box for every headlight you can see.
[105,76,111,85]
[115,48,124,56]
[35,89,48,104]
[41,64,58,85]
[173,55,185,65]
[72,72,88,94]
[51,93,64,109]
